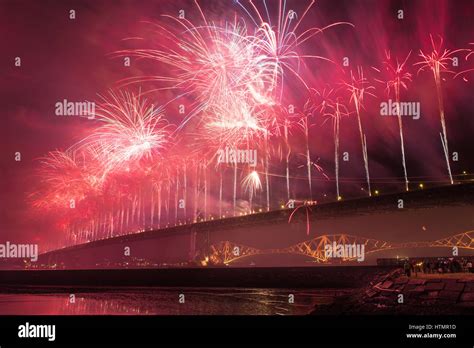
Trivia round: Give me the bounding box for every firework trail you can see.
[294,95,330,202]
[288,200,317,236]
[153,177,163,229]
[174,166,180,225]
[318,88,350,200]
[416,35,469,185]
[283,117,291,201]
[263,128,271,211]
[296,100,316,200]
[343,67,375,196]
[182,161,188,222]
[275,105,297,201]
[219,164,224,217]
[374,51,412,191]
[454,43,474,81]
[202,162,208,221]
[233,161,238,216]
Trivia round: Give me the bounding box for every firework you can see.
[275,105,297,201]
[199,93,269,215]
[374,51,412,191]
[204,94,268,147]
[283,117,292,201]
[415,36,470,184]
[35,91,176,244]
[343,67,375,196]
[242,170,262,212]
[30,149,112,244]
[77,90,172,177]
[105,0,347,224]
[31,150,100,210]
[454,43,474,81]
[288,200,317,236]
[115,0,350,130]
[263,121,271,211]
[318,88,350,200]
[30,1,474,251]
[239,0,353,101]
[296,100,316,200]
[115,10,277,129]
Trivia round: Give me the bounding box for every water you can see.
[0,287,350,315]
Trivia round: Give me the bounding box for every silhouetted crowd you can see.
[403,258,473,277]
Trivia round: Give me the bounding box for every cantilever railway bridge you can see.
[208,231,474,264]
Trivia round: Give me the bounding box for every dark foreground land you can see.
[312,270,474,315]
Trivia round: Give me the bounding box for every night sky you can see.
[1,0,473,248]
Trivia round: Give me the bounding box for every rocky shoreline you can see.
[311,269,474,315]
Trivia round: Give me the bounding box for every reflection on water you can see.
[0,287,350,315]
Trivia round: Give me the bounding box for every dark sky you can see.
[1,0,473,247]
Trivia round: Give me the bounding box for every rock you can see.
[404,284,418,291]
[457,302,474,307]
[365,289,379,298]
[394,277,409,285]
[406,286,425,298]
[380,280,393,289]
[372,296,395,305]
[464,281,474,290]
[312,269,474,315]
[460,292,474,302]
[408,279,426,285]
[438,290,461,301]
[420,291,439,299]
[425,282,445,291]
[445,282,465,292]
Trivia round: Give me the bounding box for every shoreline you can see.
[0,266,392,290]
[312,269,474,315]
